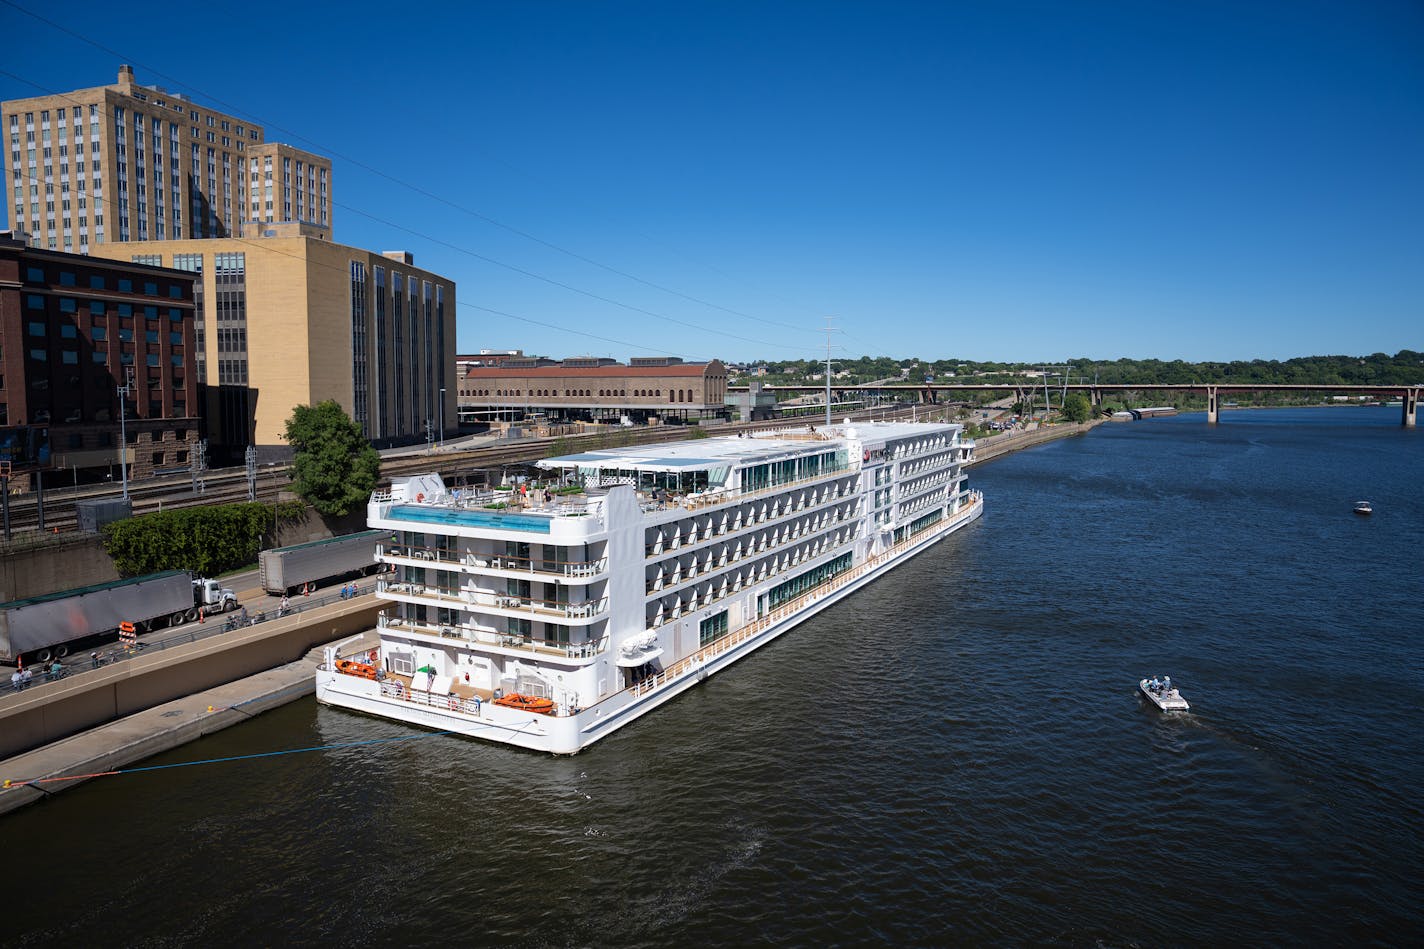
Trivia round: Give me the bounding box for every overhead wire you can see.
[0,64,807,355]
[0,2,823,349]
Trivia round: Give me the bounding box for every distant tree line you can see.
[738,350,1423,388]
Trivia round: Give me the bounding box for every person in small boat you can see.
[1149,677,1161,693]
[1163,675,1172,694]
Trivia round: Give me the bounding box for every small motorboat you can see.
[1139,677,1189,712]
[1353,500,1372,516]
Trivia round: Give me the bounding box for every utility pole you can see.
[190,438,207,496]
[439,387,446,451]
[823,316,837,428]
[245,445,257,501]
[117,367,133,501]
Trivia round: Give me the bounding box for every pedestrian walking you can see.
[279,594,290,616]
[90,652,101,669]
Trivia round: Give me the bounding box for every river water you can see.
[5,408,1422,946]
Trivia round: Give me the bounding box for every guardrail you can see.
[1,586,370,698]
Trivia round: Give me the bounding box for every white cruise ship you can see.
[316,421,982,753]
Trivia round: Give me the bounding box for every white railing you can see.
[379,679,487,716]
[376,613,607,660]
[380,544,608,580]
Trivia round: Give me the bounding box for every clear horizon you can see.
[3,0,1420,366]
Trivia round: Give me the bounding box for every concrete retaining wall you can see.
[0,534,119,602]
[0,600,380,759]
[1,503,368,602]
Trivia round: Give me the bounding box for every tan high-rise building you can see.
[239,143,331,238]
[92,238,455,464]
[3,66,332,253]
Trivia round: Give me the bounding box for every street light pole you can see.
[117,368,132,501]
[269,463,279,545]
[439,387,446,451]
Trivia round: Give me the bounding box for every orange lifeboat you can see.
[493,693,556,715]
[336,660,378,679]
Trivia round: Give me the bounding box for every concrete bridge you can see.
[734,383,1423,426]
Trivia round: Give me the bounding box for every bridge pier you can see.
[1206,386,1219,424]
[1405,388,1419,428]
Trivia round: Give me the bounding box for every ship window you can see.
[699,610,728,646]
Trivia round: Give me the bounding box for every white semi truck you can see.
[0,571,238,665]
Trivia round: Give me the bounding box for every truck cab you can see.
[193,578,238,613]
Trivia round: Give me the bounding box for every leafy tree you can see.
[1061,392,1093,423]
[284,400,380,517]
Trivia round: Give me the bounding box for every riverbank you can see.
[967,418,1103,465]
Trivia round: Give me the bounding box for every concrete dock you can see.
[0,599,379,816]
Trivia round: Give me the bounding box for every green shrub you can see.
[102,500,304,577]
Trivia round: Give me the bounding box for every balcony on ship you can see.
[375,577,609,623]
[375,611,607,662]
[378,542,608,583]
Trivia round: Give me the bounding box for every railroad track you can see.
[2,407,930,542]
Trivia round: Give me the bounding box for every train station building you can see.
[458,357,730,427]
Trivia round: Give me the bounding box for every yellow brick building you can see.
[92,237,455,462]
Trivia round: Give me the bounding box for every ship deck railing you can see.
[376,578,609,619]
[633,466,855,517]
[379,544,608,580]
[374,612,607,660]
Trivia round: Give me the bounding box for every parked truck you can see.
[258,530,384,596]
[0,571,239,665]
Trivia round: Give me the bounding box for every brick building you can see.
[460,357,729,425]
[0,232,199,485]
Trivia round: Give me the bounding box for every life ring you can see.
[863,450,870,462]
[448,696,459,710]
[416,492,425,502]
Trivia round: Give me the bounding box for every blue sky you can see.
[3,0,1420,365]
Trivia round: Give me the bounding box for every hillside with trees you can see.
[734,351,1423,388]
